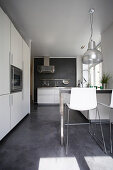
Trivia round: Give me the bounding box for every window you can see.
[82,44,102,87]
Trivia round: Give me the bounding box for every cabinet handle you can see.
[22,61,24,70]
[9,95,11,106]
[22,61,24,100]
[11,54,13,65]
[9,95,13,106]
[9,52,11,65]
[9,52,13,65]
[12,95,13,105]
[22,90,24,100]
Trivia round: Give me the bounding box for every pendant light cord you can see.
[89,12,93,41]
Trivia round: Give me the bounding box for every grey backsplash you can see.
[34,58,76,102]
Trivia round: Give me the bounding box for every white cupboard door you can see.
[11,23,22,69]
[0,95,10,140]
[22,40,30,115]
[37,88,55,104]
[0,8,10,95]
[10,92,22,129]
[38,94,54,104]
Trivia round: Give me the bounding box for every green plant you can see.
[101,73,111,84]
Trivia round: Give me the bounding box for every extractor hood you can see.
[37,56,55,73]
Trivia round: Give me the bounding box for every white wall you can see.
[101,23,113,89]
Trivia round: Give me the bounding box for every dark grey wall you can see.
[34,58,76,102]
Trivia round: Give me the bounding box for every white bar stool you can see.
[98,90,113,153]
[65,88,107,155]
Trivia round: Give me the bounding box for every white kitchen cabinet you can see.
[0,8,30,140]
[10,92,23,129]
[38,88,54,104]
[22,40,30,116]
[10,23,22,69]
[38,94,54,104]
[0,94,10,140]
[37,88,60,104]
[0,8,10,95]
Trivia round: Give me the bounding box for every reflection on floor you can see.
[0,104,113,170]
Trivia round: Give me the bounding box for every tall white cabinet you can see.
[0,95,10,140]
[22,40,30,116]
[10,92,23,129]
[0,7,30,140]
[0,8,10,95]
[10,23,22,69]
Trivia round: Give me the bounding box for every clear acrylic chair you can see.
[65,88,107,155]
[98,90,113,153]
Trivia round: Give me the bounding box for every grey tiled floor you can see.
[0,104,113,170]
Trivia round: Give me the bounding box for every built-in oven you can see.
[10,65,22,93]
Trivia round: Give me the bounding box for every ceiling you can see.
[0,0,113,57]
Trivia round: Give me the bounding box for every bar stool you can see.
[98,90,113,153]
[65,88,107,155]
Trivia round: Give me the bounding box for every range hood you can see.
[38,56,55,73]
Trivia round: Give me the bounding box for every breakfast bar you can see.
[59,88,112,145]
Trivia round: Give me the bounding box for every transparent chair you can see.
[98,90,113,153]
[65,88,107,155]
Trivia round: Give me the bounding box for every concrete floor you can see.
[0,105,113,170]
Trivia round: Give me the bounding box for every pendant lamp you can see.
[82,9,103,64]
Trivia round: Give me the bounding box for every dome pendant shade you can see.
[82,40,103,64]
[82,9,103,65]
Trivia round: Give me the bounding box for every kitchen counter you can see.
[37,87,73,104]
[37,87,72,88]
[37,87,112,104]
[59,87,112,93]
[38,87,112,90]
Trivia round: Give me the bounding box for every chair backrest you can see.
[69,88,97,111]
[110,90,113,108]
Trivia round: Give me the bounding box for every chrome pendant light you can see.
[82,9,103,64]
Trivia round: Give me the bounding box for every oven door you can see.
[11,66,22,92]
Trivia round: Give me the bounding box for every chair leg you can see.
[94,108,98,136]
[89,108,98,136]
[66,108,70,155]
[109,109,112,154]
[89,109,101,141]
[97,107,107,154]
[89,120,91,134]
[110,120,112,153]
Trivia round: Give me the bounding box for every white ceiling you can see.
[0,0,113,57]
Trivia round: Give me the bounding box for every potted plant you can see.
[101,73,111,89]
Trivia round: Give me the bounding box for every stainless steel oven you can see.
[10,65,22,92]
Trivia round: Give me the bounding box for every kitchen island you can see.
[37,87,71,104]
